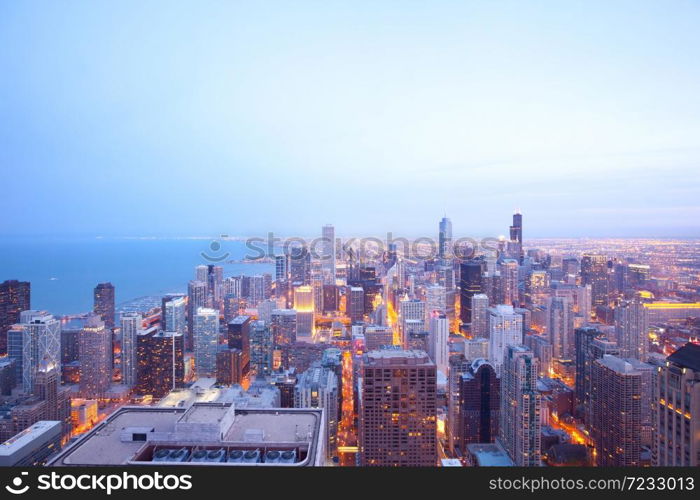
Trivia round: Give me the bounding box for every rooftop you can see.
[667,342,700,372]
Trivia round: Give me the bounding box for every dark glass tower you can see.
[459,261,483,324]
[0,280,30,354]
[93,282,115,329]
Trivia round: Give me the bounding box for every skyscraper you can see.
[0,279,30,355]
[193,307,220,378]
[459,260,483,324]
[93,282,115,329]
[294,285,315,339]
[162,294,186,335]
[508,211,523,263]
[653,342,700,466]
[136,328,184,398]
[187,280,208,351]
[347,286,365,324]
[457,359,500,451]
[438,216,452,260]
[227,315,251,374]
[360,350,437,466]
[487,305,523,375]
[589,355,643,466]
[499,259,519,307]
[8,310,61,394]
[499,345,541,466]
[249,320,273,377]
[581,254,609,308]
[470,293,489,338]
[79,313,112,398]
[546,296,574,359]
[615,297,649,360]
[428,311,449,375]
[120,312,142,388]
[294,363,339,457]
[321,224,336,285]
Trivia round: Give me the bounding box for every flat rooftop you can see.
[48,405,324,467]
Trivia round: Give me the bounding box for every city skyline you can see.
[2,1,700,238]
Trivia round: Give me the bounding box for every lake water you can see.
[0,236,273,316]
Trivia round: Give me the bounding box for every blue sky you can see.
[1,1,699,238]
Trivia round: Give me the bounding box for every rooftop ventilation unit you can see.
[190,450,208,462]
[168,448,190,462]
[242,449,261,463]
[205,449,226,462]
[264,450,281,464]
[227,450,245,463]
[153,449,172,462]
[280,450,297,464]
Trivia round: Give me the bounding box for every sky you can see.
[1,0,699,239]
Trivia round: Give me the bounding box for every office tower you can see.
[135,328,184,398]
[524,334,553,377]
[615,297,649,360]
[187,280,208,351]
[93,282,115,329]
[289,246,311,284]
[426,284,454,324]
[546,296,574,360]
[347,286,365,323]
[459,260,483,323]
[120,312,142,388]
[428,311,449,375]
[438,216,452,260]
[590,355,643,466]
[271,309,297,345]
[653,343,700,466]
[223,276,242,297]
[78,314,112,398]
[508,211,523,263]
[0,279,30,355]
[321,224,336,285]
[216,347,243,385]
[471,293,489,337]
[562,257,579,276]
[446,354,470,455]
[360,350,437,466]
[275,254,289,282]
[499,259,519,307]
[8,310,61,394]
[487,305,523,375]
[294,285,315,339]
[364,325,394,351]
[627,264,650,287]
[457,359,500,451]
[195,265,208,283]
[227,315,251,374]
[294,363,339,457]
[257,298,276,324]
[246,275,266,306]
[250,321,273,377]
[581,254,608,308]
[193,307,219,378]
[322,285,339,313]
[399,298,426,347]
[206,265,224,309]
[162,295,186,335]
[499,345,541,466]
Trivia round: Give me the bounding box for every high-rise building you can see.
[589,355,643,466]
[294,285,315,339]
[438,216,452,260]
[471,293,489,338]
[120,312,142,388]
[457,359,500,452]
[581,254,608,308]
[364,325,394,351]
[8,310,61,394]
[347,286,365,324]
[615,297,649,360]
[162,295,186,335]
[294,363,339,457]
[653,342,700,466]
[250,321,273,377]
[227,315,251,374]
[93,282,115,329]
[508,211,523,263]
[0,280,30,355]
[321,224,336,285]
[216,347,243,386]
[428,311,449,375]
[546,296,574,359]
[289,246,311,285]
[459,261,483,324]
[187,280,208,351]
[360,349,437,466]
[193,307,219,378]
[79,314,112,398]
[399,298,425,348]
[322,285,339,313]
[487,305,523,375]
[135,328,184,398]
[499,259,519,307]
[499,345,541,466]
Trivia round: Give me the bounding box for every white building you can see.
[194,307,220,377]
[487,305,523,375]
